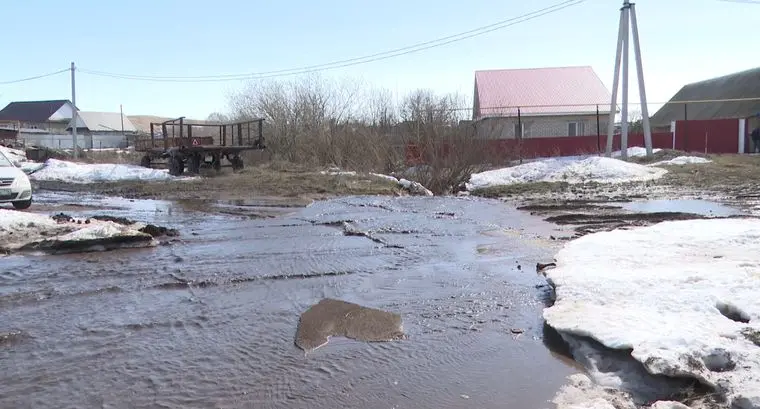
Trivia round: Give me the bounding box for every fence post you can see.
[517,107,523,164]
[683,103,688,151]
[596,105,601,152]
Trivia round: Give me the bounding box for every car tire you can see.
[12,198,32,210]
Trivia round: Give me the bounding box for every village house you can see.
[649,66,760,131]
[0,99,77,133]
[66,111,139,149]
[472,66,613,139]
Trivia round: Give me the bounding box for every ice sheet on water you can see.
[543,218,760,408]
[466,156,667,190]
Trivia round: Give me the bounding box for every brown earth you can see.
[35,162,405,204]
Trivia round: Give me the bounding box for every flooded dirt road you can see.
[1,193,579,409]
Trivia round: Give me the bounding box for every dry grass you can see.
[658,154,760,190]
[35,162,404,201]
[76,150,144,165]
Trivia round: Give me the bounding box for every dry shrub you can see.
[227,76,512,194]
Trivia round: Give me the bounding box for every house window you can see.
[514,122,530,138]
[568,122,585,136]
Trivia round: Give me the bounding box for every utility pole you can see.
[70,62,78,158]
[605,0,652,160]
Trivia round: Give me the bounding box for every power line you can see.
[78,0,586,83]
[0,68,69,85]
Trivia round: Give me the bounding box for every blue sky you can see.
[0,0,756,120]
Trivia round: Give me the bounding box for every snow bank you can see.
[0,210,156,254]
[30,159,182,183]
[649,156,712,167]
[543,218,760,408]
[466,157,667,190]
[612,146,662,158]
[370,173,434,196]
[0,146,44,174]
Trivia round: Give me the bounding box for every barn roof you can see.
[650,66,760,127]
[69,111,138,132]
[0,100,73,122]
[473,66,613,119]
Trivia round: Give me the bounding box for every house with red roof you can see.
[472,66,614,139]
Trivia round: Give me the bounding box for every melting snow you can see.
[0,146,44,173]
[30,159,186,183]
[649,156,712,167]
[466,156,667,190]
[543,218,760,409]
[0,209,155,253]
[612,146,662,158]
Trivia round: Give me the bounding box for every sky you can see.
[0,0,757,120]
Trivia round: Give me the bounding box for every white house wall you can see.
[18,131,128,149]
[48,102,76,122]
[475,115,609,139]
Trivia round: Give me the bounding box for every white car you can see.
[0,149,32,210]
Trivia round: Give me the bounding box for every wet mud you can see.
[0,194,580,409]
[516,199,747,237]
[294,298,405,352]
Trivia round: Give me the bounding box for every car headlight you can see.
[11,174,32,190]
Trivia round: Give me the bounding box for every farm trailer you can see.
[136,117,266,176]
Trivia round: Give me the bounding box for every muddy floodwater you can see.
[1,192,579,409]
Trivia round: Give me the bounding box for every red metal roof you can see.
[474,66,613,119]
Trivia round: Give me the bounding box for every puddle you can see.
[619,199,742,217]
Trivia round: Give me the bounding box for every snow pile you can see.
[0,210,156,254]
[320,167,357,176]
[612,146,662,158]
[466,156,667,190]
[0,146,45,174]
[543,218,760,409]
[30,159,182,183]
[370,173,434,196]
[649,156,712,167]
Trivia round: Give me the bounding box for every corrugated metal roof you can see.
[71,111,138,132]
[0,100,72,122]
[473,66,613,119]
[649,66,760,127]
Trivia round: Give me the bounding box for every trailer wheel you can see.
[169,155,184,176]
[231,156,244,171]
[140,155,151,168]
[212,155,222,172]
[189,154,202,174]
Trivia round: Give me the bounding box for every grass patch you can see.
[34,162,404,202]
[658,154,760,189]
[470,181,570,198]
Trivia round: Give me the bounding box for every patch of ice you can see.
[466,156,667,190]
[649,156,712,167]
[30,159,186,183]
[612,146,662,158]
[543,218,760,408]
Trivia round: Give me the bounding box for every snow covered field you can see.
[0,209,157,254]
[544,218,760,409]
